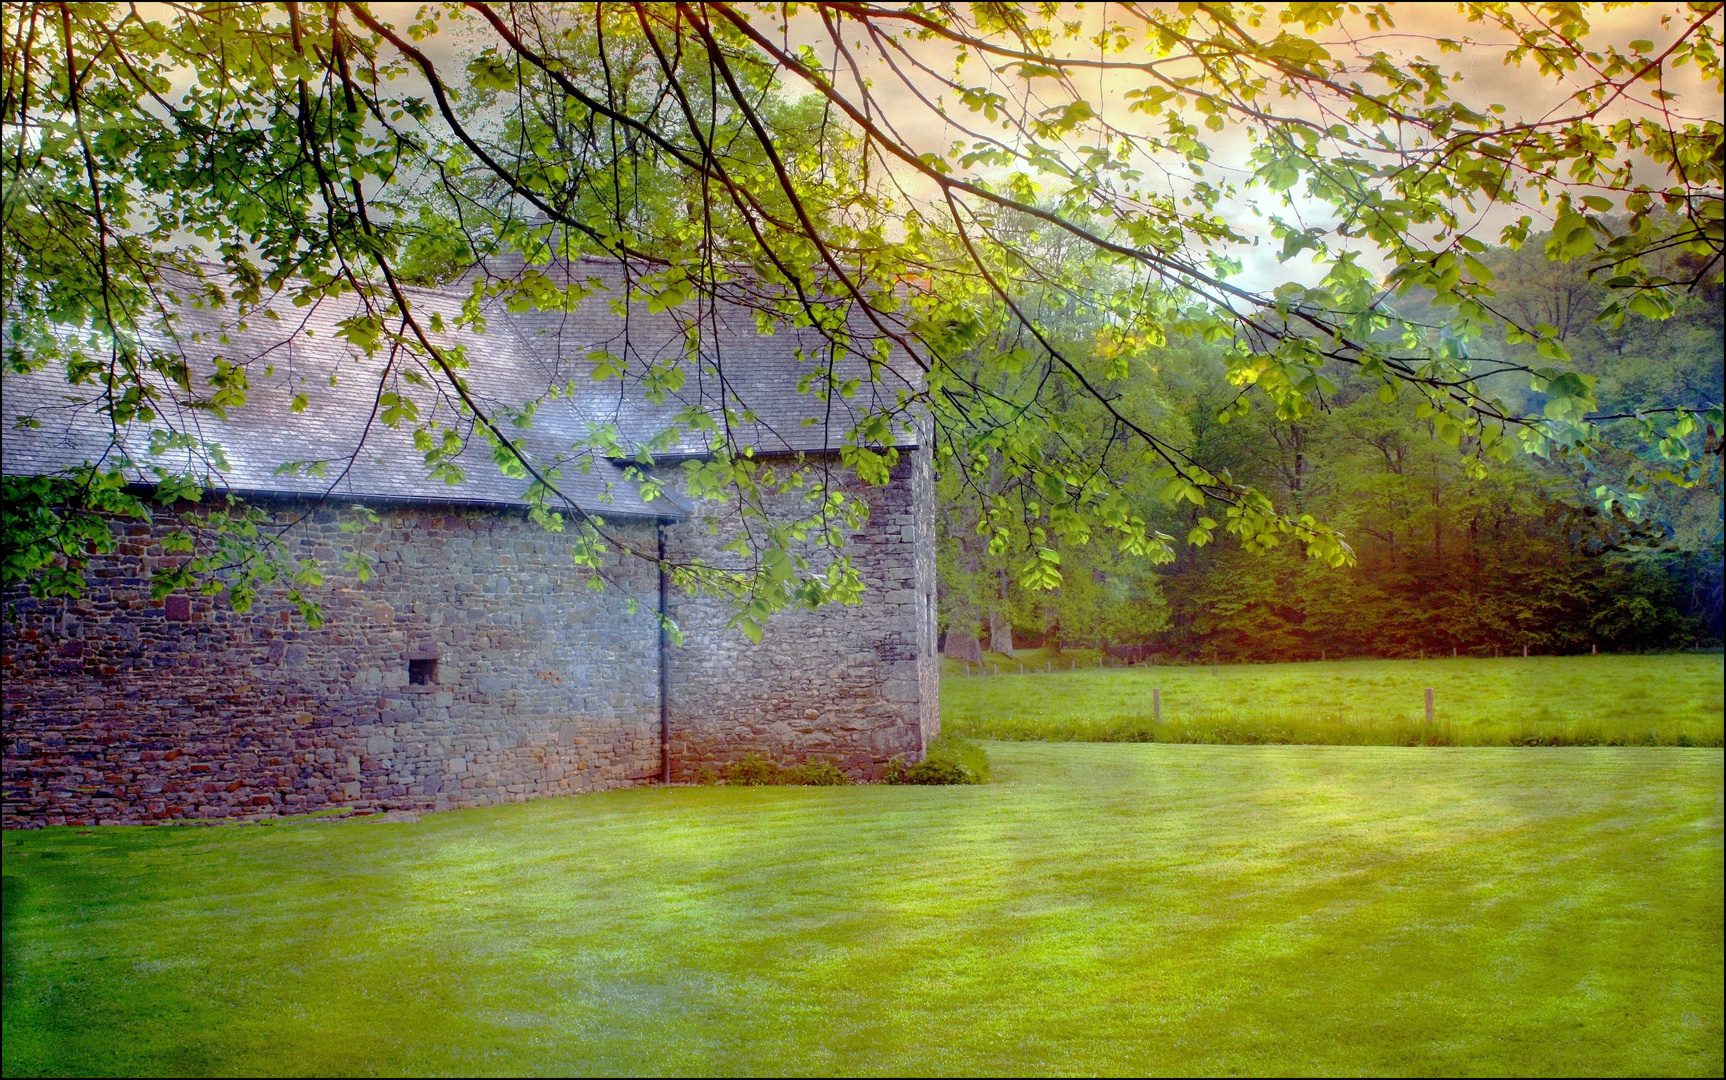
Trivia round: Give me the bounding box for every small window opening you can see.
[408,658,437,686]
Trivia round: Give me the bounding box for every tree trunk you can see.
[989,607,1015,657]
[944,633,982,665]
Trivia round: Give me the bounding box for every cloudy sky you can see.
[753,2,1723,289]
[256,3,1726,293]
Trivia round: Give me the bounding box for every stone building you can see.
[1,263,938,826]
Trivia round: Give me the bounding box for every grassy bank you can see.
[4,743,1722,1076]
[942,653,1725,746]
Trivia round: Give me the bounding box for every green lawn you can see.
[4,743,1721,1076]
[943,653,1726,746]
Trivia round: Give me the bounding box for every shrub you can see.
[720,755,853,786]
[888,735,989,785]
[723,754,781,786]
[903,757,971,784]
[781,759,850,786]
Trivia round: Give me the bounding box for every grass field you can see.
[943,653,1726,746]
[4,743,1721,1076]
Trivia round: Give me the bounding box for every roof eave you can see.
[119,481,686,522]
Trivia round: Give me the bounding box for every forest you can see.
[938,235,1725,660]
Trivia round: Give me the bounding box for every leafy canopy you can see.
[2,2,1720,627]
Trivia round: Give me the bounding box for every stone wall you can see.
[662,449,938,781]
[2,451,939,825]
[2,503,665,826]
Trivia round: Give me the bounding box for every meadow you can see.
[942,652,1726,746]
[4,743,1722,1076]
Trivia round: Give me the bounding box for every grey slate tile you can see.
[2,259,922,519]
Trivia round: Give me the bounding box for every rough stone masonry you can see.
[1,262,938,826]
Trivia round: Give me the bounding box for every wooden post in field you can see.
[1523,645,1529,658]
[1452,646,1457,658]
[1153,687,1163,723]
[1425,687,1435,731]
[1592,644,1597,655]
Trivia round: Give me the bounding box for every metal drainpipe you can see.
[658,521,671,785]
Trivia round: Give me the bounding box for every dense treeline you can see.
[938,238,1724,659]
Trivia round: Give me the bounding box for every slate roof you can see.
[1,259,922,519]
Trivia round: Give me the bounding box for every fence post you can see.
[1425,687,1435,729]
[1523,645,1529,658]
[1153,687,1163,723]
